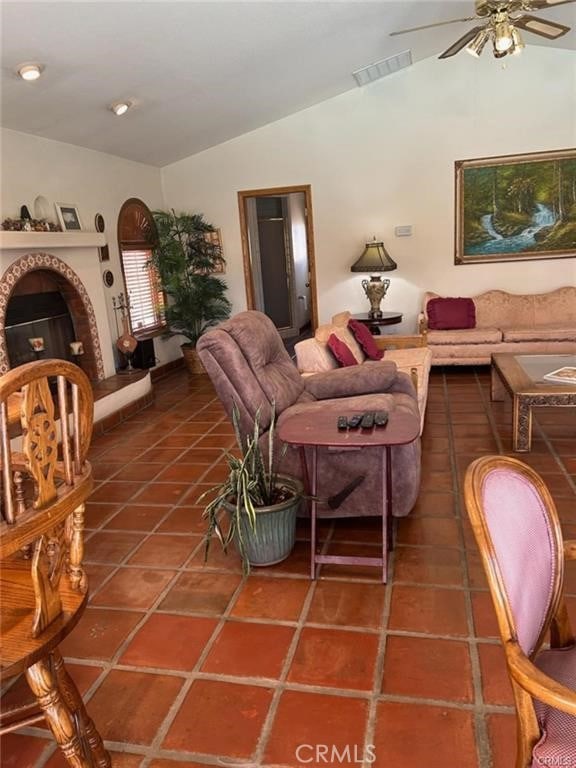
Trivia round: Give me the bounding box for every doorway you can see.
[238,185,318,340]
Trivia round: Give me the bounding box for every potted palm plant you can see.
[200,403,302,574]
[151,209,232,374]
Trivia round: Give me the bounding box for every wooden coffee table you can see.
[278,407,420,582]
[491,353,576,452]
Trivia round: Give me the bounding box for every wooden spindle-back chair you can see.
[0,359,110,768]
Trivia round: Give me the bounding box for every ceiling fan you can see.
[390,0,574,59]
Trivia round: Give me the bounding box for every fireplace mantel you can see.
[0,231,106,250]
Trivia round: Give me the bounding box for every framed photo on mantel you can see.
[55,203,82,232]
[455,148,576,265]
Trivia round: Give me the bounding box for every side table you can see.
[351,312,402,336]
[278,408,420,583]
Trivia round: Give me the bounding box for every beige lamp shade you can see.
[351,239,397,273]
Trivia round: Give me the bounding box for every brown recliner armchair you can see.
[196,311,421,519]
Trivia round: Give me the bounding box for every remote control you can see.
[337,416,348,431]
[360,411,375,429]
[347,414,363,429]
[374,410,389,427]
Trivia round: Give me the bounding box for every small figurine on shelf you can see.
[112,293,138,374]
[20,205,32,231]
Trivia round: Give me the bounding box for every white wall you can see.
[0,128,182,368]
[161,47,576,332]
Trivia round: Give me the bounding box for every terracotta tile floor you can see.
[2,367,575,768]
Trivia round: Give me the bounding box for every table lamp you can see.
[351,237,397,319]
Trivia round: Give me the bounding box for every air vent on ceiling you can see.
[352,50,413,87]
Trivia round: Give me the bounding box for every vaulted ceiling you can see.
[1,1,574,166]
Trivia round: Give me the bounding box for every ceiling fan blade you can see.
[439,26,487,58]
[390,16,477,36]
[514,13,571,38]
[526,0,576,8]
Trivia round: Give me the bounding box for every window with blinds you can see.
[120,249,165,336]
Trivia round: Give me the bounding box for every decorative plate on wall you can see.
[103,270,114,287]
[34,196,51,220]
[95,213,110,261]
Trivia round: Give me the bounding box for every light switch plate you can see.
[395,225,412,237]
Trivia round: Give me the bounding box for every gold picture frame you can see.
[455,148,576,265]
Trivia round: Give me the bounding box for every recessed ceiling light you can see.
[17,63,44,81]
[110,101,131,116]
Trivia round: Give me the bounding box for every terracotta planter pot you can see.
[181,344,205,375]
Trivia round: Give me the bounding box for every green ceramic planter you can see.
[227,476,302,567]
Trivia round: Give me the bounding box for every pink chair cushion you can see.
[348,319,384,361]
[483,469,557,656]
[427,297,476,330]
[532,644,576,767]
[327,334,358,367]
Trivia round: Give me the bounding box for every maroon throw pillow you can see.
[427,297,476,330]
[348,319,384,361]
[327,333,358,367]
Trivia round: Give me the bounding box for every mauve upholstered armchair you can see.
[196,311,421,519]
[465,455,576,768]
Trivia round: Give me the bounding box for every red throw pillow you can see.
[347,319,384,361]
[327,333,358,367]
[427,297,476,330]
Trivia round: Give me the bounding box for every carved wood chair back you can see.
[464,455,576,768]
[0,359,110,767]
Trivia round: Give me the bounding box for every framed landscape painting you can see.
[455,148,576,265]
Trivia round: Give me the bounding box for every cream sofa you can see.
[294,312,432,432]
[419,287,576,366]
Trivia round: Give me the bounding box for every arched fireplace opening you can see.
[6,269,79,367]
[0,254,105,382]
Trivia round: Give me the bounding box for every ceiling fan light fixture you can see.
[511,27,525,55]
[494,20,514,52]
[391,0,574,61]
[466,28,490,57]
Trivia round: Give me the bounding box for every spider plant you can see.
[199,402,299,573]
